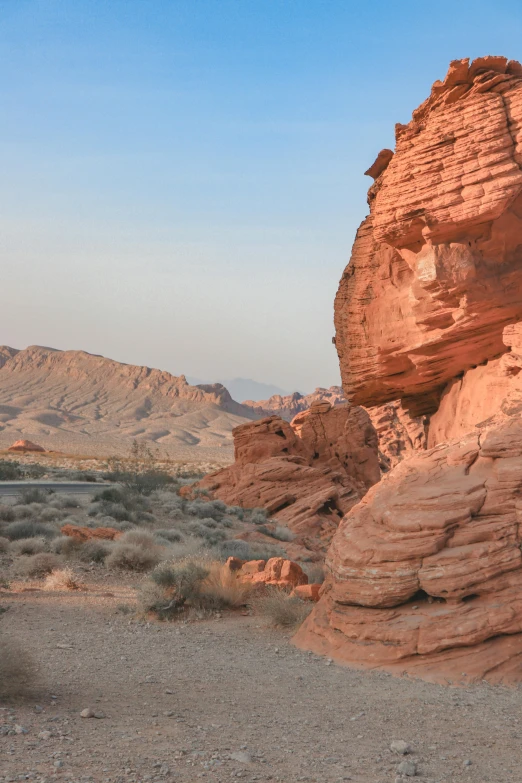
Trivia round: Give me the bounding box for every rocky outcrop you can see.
[334,56,522,417]
[294,415,522,684]
[61,524,122,541]
[7,439,45,453]
[242,386,345,421]
[231,557,309,589]
[296,57,522,684]
[366,402,427,470]
[195,402,380,548]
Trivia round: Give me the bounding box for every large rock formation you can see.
[366,401,427,470]
[334,56,522,417]
[195,402,380,548]
[296,57,522,684]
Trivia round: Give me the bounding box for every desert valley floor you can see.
[2,574,522,783]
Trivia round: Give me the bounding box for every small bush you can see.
[0,506,15,523]
[19,488,51,505]
[256,588,312,628]
[44,567,80,591]
[5,519,58,541]
[217,539,283,562]
[248,508,269,525]
[0,536,10,553]
[119,529,158,549]
[0,460,23,480]
[79,539,113,563]
[39,507,68,522]
[155,528,183,543]
[10,537,48,556]
[50,495,81,510]
[301,562,325,584]
[17,552,61,577]
[0,637,36,699]
[22,463,46,479]
[272,525,295,542]
[106,542,160,571]
[51,536,83,556]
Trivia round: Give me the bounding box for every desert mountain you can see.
[0,345,258,460]
[188,377,288,402]
[242,386,345,420]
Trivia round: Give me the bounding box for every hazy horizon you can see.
[3,0,522,390]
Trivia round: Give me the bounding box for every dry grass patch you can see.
[0,637,37,699]
[44,567,81,591]
[256,587,312,628]
[0,536,9,553]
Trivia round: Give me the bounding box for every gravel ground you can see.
[1,583,522,783]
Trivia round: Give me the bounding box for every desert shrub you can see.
[301,562,325,584]
[94,487,127,504]
[17,552,61,577]
[39,507,68,522]
[79,539,113,563]
[44,567,80,591]
[167,538,209,561]
[106,541,160,571]
[73,471,97,482]
[19,488,51,505]
[0,637,36,699]
[5,519,58,541]
[0,536,10,553]
[155,528,183,543]
[195,563,252,611]
[10,537,48,556]
[217,539,283,562]
[22,463,46,479]
[0,459,23,480]
[0,506,15,523]
[271,525,295,542]
[50,535,83,556]
[247,508,269,525]
[119,529,158,549]
[256,588,312,628]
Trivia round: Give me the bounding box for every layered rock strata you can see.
[195,402,380,548]
[334,56,522,417]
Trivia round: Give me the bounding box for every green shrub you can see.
[0,460,22,480]
[19,488,51,505]
[155,528,183,543]
[51,536,83,556]
[10,537,48,555]
[79,539,113,563]
[105,542,160,572]
[6,520,58,541]
[0,506,15,523]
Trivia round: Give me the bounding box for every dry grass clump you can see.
[139,557,252,619]
[44,567,81,591]
[0,536,10,553]
[0,637,37,699]
[256,588,312,628]
[10,536,48,556]
[17,552,61,577]
[50,535,83,556]
[105,531,161,571]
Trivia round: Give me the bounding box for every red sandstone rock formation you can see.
[242,386,345,421]
[61,524,121,541]
[7,439,45,453]
[233,557,309,589]
[334,56,522,417]
[296,57,522,684]
[195,402,380,547]
[366,402,427,470]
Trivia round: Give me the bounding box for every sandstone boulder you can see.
[194,403,380,546]
[232,557,308,589]
[61,524,121,542]
[334,57,522,417]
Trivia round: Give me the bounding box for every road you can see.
[0,481,108,496]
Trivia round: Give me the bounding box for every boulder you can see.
[334,57,522,417]
[194,403,380,546]
[292,584,322,602]
[234,557,308,589]
[7,439,45,453]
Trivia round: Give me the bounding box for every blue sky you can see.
[2,0,522,394]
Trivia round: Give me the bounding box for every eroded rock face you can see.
[335,57,522,417]
[7,439,45,453]
[366,402,427,471]
[242,386,345,421]
[293,417,522,683]
[195,403,380,548]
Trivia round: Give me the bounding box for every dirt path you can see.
[1,584,521,783]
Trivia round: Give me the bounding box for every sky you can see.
[2,0,522,394]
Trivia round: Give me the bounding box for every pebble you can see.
[80,708,95,718]
[463,759,472,767]
[38,731,52,740]
[229,751,252,764]
[53,761,64,769]
[397,759,417,777]
[14,725,27,735]
[390,740,412,755]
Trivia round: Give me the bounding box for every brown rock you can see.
[61,524,121,542]
[334,56,522,417]
[7,439,45,453]
[194,404,380,546]
[238,557,308,588]
[292,584,321,602]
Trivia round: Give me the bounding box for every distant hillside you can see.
[188,377,288,402]
[0,346,258,460]
[242,386,345,421]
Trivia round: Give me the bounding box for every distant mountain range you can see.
[241,386,345,421]
[187,377,289,403]
[0,346,257,461]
